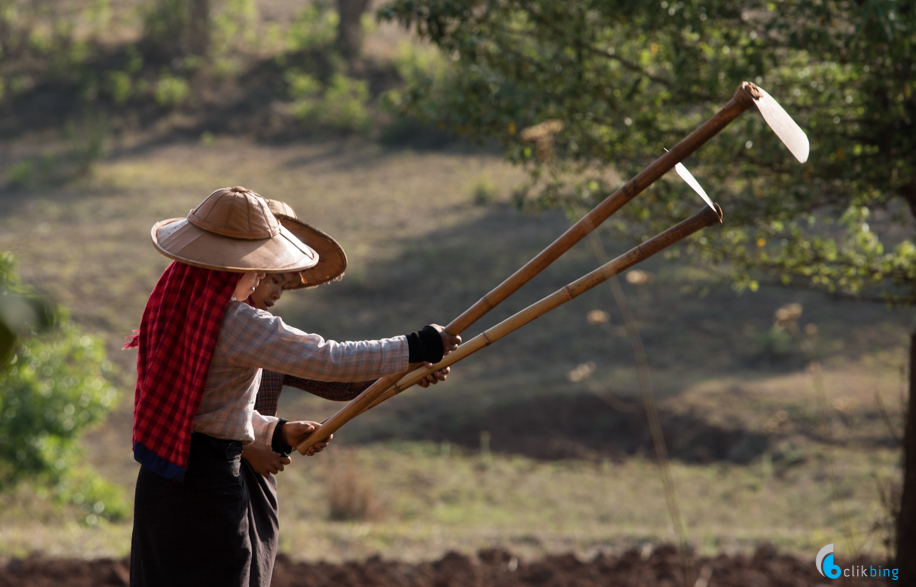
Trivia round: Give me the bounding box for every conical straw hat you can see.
[151,186,319,272]
[265,199,347,289]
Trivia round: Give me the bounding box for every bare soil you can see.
[0,544,878,586]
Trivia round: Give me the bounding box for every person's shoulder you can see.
[224,300,313,341]
[225,299,271,316]
[224,299,253,318]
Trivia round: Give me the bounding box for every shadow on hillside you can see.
[284,196,908,383]
[365,392,772,464]
[276,196,908,465]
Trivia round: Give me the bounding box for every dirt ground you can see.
[0,544,881,586]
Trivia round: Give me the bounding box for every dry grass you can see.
[0,135,909,565]
[0,438,899,562]
[325,449,385,522]
[277,441,900,564]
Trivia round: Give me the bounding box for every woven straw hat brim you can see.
[152,217,319,272]
[275,214,347,289]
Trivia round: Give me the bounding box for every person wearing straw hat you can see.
[126,186,459,587]
[238,199,453,587]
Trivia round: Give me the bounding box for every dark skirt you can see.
[130,433,251,587]
[240,460,280,587]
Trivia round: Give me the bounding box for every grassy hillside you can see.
[0,135,909,563]
[0,0,911,566]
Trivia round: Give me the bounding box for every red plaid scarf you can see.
[125,261,240,480]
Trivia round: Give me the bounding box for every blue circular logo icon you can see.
[816,544,842,579]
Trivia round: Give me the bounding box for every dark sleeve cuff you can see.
[271,418,293,456]
[405,325,445,363]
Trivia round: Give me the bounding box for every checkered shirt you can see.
[254,371,374,417]
[193,300,408,447]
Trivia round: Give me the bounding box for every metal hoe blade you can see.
[664,147,716,211]
[747,84,809,164]
[674,162,716,211]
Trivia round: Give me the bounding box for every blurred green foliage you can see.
[140,0,195,58]
[0,0,382,147]
[379,0,916,304]
[0,253,54,362]
[288,71,372,132]
[0,253,125,522]
[287,0,340,52]
[382,41,450,118]
[153,70,191,107]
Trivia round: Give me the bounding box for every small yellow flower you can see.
[756,238,766,248]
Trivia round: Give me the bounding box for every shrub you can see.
[106,71,132,105]
[286,1,339,53]
[0,253,124,521]
[320,74,371,131]
[140,0,195,60]
[472,176,498,205]
[6,160,33,187]
[382,41,451,116]
[154,71,190,107]
[288,72,371,133]
[0,322,118,484]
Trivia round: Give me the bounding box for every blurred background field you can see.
[0,0,911,571]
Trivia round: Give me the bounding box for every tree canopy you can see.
[381,0,916,303]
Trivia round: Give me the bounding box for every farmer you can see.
[126,186,459,587]
[240,199,451,586]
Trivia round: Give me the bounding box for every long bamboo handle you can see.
[296,83,754,456]
[368,204,723,406]
[343,87,755,419]
[443,85,753,336]
[297,204,722,453]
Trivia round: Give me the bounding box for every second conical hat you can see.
[265,199,347,289]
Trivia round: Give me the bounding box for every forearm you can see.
[282,375,376,401]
